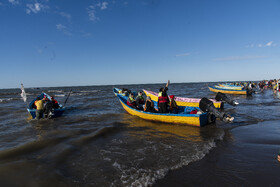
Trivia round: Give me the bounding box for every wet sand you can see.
[154,121,280,187]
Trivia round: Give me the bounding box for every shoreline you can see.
[154,121,280,186]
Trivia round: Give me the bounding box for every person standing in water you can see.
[34,97,44,119]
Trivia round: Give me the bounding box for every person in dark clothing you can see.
[43,97,53,118]
[158,80,170,113]
[136,91,145,109]
[51,96,60,109]
[169,95,178,114]
[144,96,156,113]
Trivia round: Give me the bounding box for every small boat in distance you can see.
[208,86,249,95]
[217,84,244,90]
[27,92,65,119]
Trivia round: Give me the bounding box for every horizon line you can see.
[0,79,263,90]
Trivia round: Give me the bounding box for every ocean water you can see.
[0,82,279,186]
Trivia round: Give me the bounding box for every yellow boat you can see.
[143,89,222,109]
[209,86,248,95]
[218,84,243,90]
[116,94,214,127]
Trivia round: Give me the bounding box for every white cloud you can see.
[56,24,72,36]
[175,53,191,57]
[213,55,266,61]
[59,12,71,22]
[87,2,108,21]
[266,41,273,47]
[26,3,49,14]
[87,5,99,21]
[246,41,277,48]
[8,0,19,5]
[96,2,108,10]
[100,2,108,10]
[56,24,66,30]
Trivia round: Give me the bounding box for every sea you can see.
[0,82,279,187]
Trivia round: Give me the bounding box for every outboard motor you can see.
[215,92,239,106]
[199,97,234,122]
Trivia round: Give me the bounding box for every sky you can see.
[0,0,280,88]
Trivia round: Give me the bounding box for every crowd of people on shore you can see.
[227,79,280,93]
[258,79,280,93]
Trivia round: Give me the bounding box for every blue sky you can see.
[0,0,279,88]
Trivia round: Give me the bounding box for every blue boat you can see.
[27,92,65,119]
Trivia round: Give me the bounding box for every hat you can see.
[170,95,174,99]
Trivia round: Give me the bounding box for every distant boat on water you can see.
[208,86,250,95]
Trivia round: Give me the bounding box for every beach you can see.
[0,82,280,186]
[155,121,280,186]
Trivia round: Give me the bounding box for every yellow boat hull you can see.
[209,86,247,95]
[117,95,209,127]
[218,84,243,90]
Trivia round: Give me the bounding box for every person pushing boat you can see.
[34,97,44,119]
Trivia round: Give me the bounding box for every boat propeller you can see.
[199,97,234,123]
[215,92,239,106]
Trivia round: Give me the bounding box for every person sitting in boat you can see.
[136,91,145,109]
[51,96,60,109]
[127,93,137,108]
[34,97,44,119]
[144,96,156,113]
[158,80,170,113]
[169,95,178,114]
